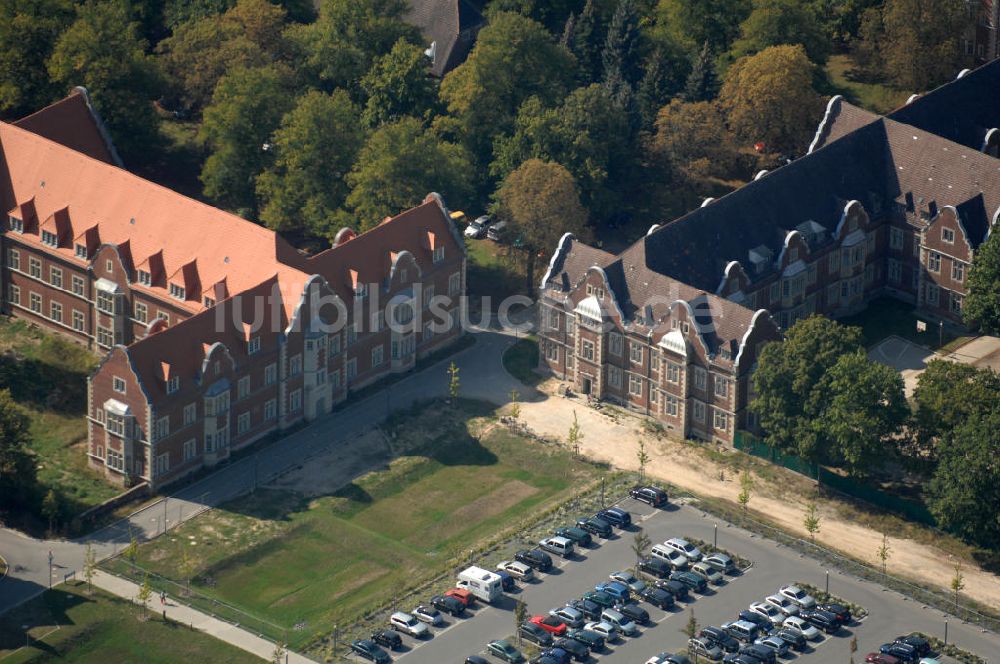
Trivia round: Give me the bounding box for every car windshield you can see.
[788,587,805,598]
[682,543,696,554]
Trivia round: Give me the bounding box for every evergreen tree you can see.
[602,0,642,90]
[684,41,720,102]
[570,0,601,82]
[561,12,576,48]
[637,48,677,129]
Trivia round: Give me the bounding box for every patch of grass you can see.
[466,237,526,300]
[0,583,249,663]
[117,399,599,649]
[824,53,909,114]
[839,296,960,350]
[503,338,541,386]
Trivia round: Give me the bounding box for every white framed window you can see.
[289,354,302,376]
[157,311,170,324]
[608,365,622,388]
[169,283,185,300]
[203,296,216,308]
[448,272,461,296]
[713,409,729,431]
[134,301,148,323]
[942,227,955,244]
[96,325,113,347]
[950,292,963,314]
[952,262,964,282]
[928,252,941,273]
[433,246,445,262]
[629,341,643,365]
[49,301,62,322]
[41,230,57,246]
[372,344,384,367]
[155,452,170,477]
[72,310,84,331]
[889,227,904,250]
[713,375,728,398]
[8,284,19,305]
[237,412,251,434]
[72,275,84,295]
[29,292,42,313]
[29,257,41,278]
[888,259,901,283]
[913,236,920,257]
[264,363,277,385]
[183,403,196,426]
[545,341,558,361]
[113,376,127,394]
[106,449,124,471]
[665,394,679,417]
[105,259,113,273]
[8,249,19,270]
[183,439,197,461]
[581,340,595,361]
[264,399,277,420]
[154,416,170,440]
[9,216,23,232]
[49,267,62,288]
[106,413,126,437]
[166,376,180,394]
[248,337,261,354]
[137,270,151,286]
[75,243,88,259]
[628,374,643,396]
[96,290,115,314]
[609,332,624,357]
[694,367,707,390]
[927,283,939,306]
[238,375,250,400]
[665,362,680,384]
[693,400,705,423]
[289,388,302,412]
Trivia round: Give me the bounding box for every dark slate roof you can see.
[808,96,880,153]
[889,59,1000,152]
[406,0,485,77]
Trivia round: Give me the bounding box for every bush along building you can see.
[1,91,467,489]
[538,60,1000,445]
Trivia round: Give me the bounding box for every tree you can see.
[636,439,650,482]
[737,469,754,516]
[0,389,37,516]
[631,529,652,567]
[487,0,585,34]
[47,0,163,162]
[513,598,528,646]
[681,607,699,639]
[163,0,236,31]
[567,0,604,83]
[199,64,297,215]
[156,0,290,111]
[256,89,365,240]
[875,532,891,577]
[927,407,1000,550]
[654,0,752,53]
[447,362,460,401]
[137,574,153,619]
[287,0,420,91]
[803,502,820,542]
[602,0,642,93]
[874,0,971,91]
[910,361,1000,461]
[494,159,591,294]
[42,489,60,534]
[684,41,720,102]
[751,316,863,460]
[272,642,286,664]
[809,0,882,45]
[649,99,740,180]
[439,12,575,174]
[83,543,97,593]
[815,351,907,477]
[124,533,139,563]
[729,0,831,65]
[950,563,964,612]
[964,227,1000,334]
[719,44,823,153]
[508,389,521,420]
[345,117,473,230]
[0,0,75,116]
[637,46,689,129]
[568,410,583,457]
[360,39,438,128]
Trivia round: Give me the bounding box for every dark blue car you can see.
[596,507,632,527]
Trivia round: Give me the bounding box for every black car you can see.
[738,610,773,632]
[670,570,708,593]
[566,628,605,651]
[575,516,612,538]
[700,626,740,653]
[351,639,391,663]
[893,634,930,657]
[630,485,669,506]
[619,602,650,625]
[538,648,571,664]
[596,507,632,528]
[569,597,603,620]
[554,526,593,548]
[466,657,490,664]
[515,549,553,572]
[554,638,589,662]
[655,578,689,600]
[530,656,560,664]
[495,570,516,592]
[520,622,554,647]
[430,594,465,616]
[820,602,852,625]
[371,630,403,651]
[772,627,807,651]
[799,608,839,634]
[739,643,777,664]
[638,557,672,579]
[723,655,760,664]
[880,642,919,662]
[639,586,675,610]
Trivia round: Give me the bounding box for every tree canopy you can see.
[0,0,75,116]
[654,0,752,53]
[730,0,831,65]
[964,227,1000,334]
[0,389,36,516]
[360,39,439,128]
[911,361,1000,461]
[649,99,739,180]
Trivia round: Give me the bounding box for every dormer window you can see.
[247,337,261,354]
[942,228,955,244]
[169,283,185,300]
[433,246,445,263]
[9,216,23,232]
[41,230,57,246]
[75,243,88,259]
[166,376,180,394]
[203,296,216,308]
[138,270,151,286]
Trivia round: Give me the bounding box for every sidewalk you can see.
[91,570,314,663]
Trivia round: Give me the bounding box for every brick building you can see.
[2,92,467,489]
[538,60,1000,444]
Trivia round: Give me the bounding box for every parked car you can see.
[530,655,560,664]
[370,630,402,651]
[664,537,703,562]
[722,655,760,664]
[600,607,638,636]
[880,642,919,663]
[700,625,740,653]
[430,594,465,616]
[569,597,603,620]
[463,216,485,238]
[651,544,691,570]
[412,604,442,625]
[618,601,650,625]
[566,628,605,652]
[772,627,807,651]
[575,516,612,538]
[530,615,568,636]
[583,590,616,608]
[629,485,669,506]
[549,606,584,629]
[539,536,575,558]
[739,643,777,664]
[703,553,735,574]
[553,637,589,662]
[778,585,816,609]
[866,654,901,664]
[514,549,553,572]
[389,611,428,638]
[596,507,632,527]
[781,616,820,641]
[748,602,783,624]
[639,586,675,610]
[466,657,490,664]
[519,621,554,647]
[536,648,570,664]
[583,620,620,642]
[799,608,839,634]
[445,587,475,606]
[554,526,592,548]
[647,655,693,664]
[688,637,724,661]
[669,570,708,593]
[722,620,760,644]
[486,220,507,242]
[609,570,647,592]
[350,639,391,663]
[764,594,800,617]
[487,639,525,662]
[754,635,790,658]
[495,569,516,592]
[638,557,673,579]
[816,602,851,625]
[655,578,690,600]
[497,560,535,581]
[738,609,773,632]
[893,635,931,657]
[691,561,724,585]
[594,581,631,603]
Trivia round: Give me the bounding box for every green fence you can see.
[734,431,819,478]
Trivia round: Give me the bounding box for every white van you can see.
[457,566,503,603]
[538,536,575,558]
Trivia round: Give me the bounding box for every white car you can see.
[664,537,703,562]
[584,620,621,642]
[463,215,490,238]
[764,594,800,617]
[646,655,674,664]
[749,601,783,623]
[650,543,690,569]
[783,615,821,640]
[496,560,534,581]
[609,570,647,593]
[412,604,443,625]
[390,611,429,638]
[779,584,816,609]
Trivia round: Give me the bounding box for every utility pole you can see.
[48,550,53,589]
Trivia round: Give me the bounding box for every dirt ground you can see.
[515,380,1000,612]
[270,429,392,498]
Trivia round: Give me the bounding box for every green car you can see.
[582,590,615,608]
[669,570,708,593]
[487,639,525,663]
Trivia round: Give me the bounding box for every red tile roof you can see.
[13,88,119,166]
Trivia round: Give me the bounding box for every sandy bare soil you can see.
[515,382,1000,612]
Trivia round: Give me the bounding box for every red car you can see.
[444,588,474,606]
[529,615,567,636]
[866,654,900,664]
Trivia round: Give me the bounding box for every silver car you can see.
[549,605,585,628]
[609,570,647,593]
[703,553,735,574]
[688,637,723,661]
[765,593,800,617]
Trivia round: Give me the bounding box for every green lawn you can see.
[503,338,542,386]
[824,53,909,114]
[0,583,249,663]
[112,399,599,649]
[839,296,967,350]
[466,236,527,300]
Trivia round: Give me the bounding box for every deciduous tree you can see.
[0,0,75,116]
[910,361,1000,461]
[649,99,740,180]
[964,228,1000,334]
[876,0,970,91]
[360,39,438,128]
[803,502,820,541]
[654,0,751,53]
[730,0,831,65]
[0,389,36,516]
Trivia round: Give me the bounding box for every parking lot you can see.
[349,494,999,664]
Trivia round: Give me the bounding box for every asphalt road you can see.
[374,497,999,664]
